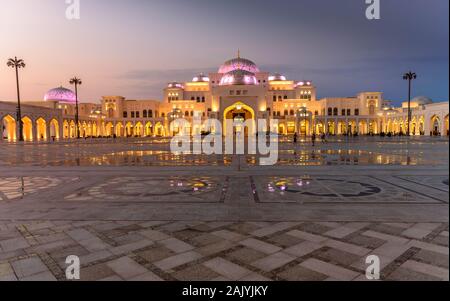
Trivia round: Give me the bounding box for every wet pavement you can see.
[0,136,448,281]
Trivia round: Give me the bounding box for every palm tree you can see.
[7,57,26,141]
[403,71,417,136]
[69,77,82,139]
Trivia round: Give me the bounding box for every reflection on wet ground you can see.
[0,136,447,167]
[51,151,233,167]
[248,149,436,166]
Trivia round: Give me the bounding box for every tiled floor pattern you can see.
[64,176,228,203]
[0,177,78,201]
[0,221,448,281]
[0,175,446,205]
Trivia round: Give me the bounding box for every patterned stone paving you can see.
[0,137,448,281]
[0,177,78,201]
[64,177,227,203]
[253,175,447,204]
[0,220,448,281]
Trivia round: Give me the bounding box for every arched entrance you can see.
[22,116,33,141]
[134,122,143,137]
[69,120,76,138]
[145,122,153,137]
[299,120,309,136]
[115,122,124,137]
[106,122,114,136]
[50,119,59,139]
[36,118,47,141]
[315,122,324,134]
[125,122,133,137]
[327,121,336,135]
[223,102,255,136]
[2,115,16,141]
[431,115,441,136]
[155,122,164,137]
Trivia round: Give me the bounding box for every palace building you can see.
[1,54,449,141]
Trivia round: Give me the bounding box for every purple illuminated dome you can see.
[269,73,287,81]
[44,86,76,104]
[192,73,209,82]
[218,52,260,74]
[220,69,257,86]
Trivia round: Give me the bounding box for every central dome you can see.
[44,86,76,104]
[220,69,257,86]
[218,52,259,74]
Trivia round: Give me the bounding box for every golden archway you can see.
[22,116,33,141]
[223,102,255,136]
[154,122,165,137]
[36,118,47,141]
[50,119,59,139]
[115,122,124,137]
[145,122,153,137]
[2,115,16,141]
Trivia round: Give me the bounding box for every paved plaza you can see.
[0,136,448,281]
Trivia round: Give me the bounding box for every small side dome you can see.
[167,82,184,89]
[44,86,76,104]
[412,96,432,105]
[296,81,312,87]
[268,73,287,81]
[192,73,209,82]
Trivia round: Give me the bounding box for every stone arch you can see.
[125,122,133,137]
[22,116,33,141]
[36,117,47,141]
[327,120,336,135]
[2,115,16,141]
[106,122,114,137]
[430,115,441,136]
[223,102,256,136]
[134,122,143,137]
[154,122,165,137]
[315,121,324,134]
[145,122,153,137]
[50,119,59,139]
[69,120,76,138]
[115,122,124,137]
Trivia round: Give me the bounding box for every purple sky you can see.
[1,0,448,105]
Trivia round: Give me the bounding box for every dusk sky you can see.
[0,0,448,105]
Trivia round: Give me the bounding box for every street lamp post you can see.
[7,57,26,142]
[298,106,308,138]
[69,77,82,139]
[403,71,417,136]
